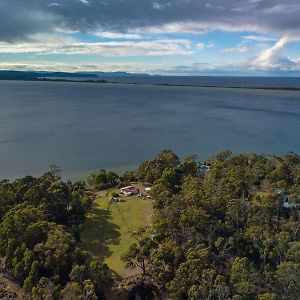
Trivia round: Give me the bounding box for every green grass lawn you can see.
[80,189,153,278]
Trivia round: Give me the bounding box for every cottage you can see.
[199,164,211,176]
[120,185,139,197]
[275,188,299,209]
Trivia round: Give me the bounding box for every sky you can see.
[1,0,300,76]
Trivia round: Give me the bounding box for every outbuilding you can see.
[120,185,139,196]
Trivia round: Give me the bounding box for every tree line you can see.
[122,150,300,299]
[0,169,111,299]
[1,150,300,299]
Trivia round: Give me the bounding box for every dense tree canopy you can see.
[0,170,111,299]
[1,151,300,299]
[87,169,120,190]
[123,151,300,299]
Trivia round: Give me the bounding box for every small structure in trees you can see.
[120,186,139,197]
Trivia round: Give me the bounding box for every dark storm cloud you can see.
[1,0,300,41]
[0,2,57,42]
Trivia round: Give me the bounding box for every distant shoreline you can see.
[1,77,300,91]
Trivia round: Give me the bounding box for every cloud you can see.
[1,0,300,75]
[48,3,60,7]
[0,35,193,56]
[243,35,276,42]
[152,2,171,10]
[0,61,167,73]
[154,58,300,76]
[1,0,300,42]
[0,2,57,42]
[94,32,143,40]
[222,46,248,53]
[253,36,292,69]
[261,4,300,14]
[196,43,205,50]
[2,56,300,76]
[79,0,90,5]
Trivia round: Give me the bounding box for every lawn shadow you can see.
[81,206,121,261]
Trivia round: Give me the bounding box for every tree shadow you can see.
[81,206,121,261]
[110,269,122,281]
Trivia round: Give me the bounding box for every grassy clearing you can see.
[80,188,153,278]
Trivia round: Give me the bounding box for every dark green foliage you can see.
[87,169,120,190]
[0,172,110,299]
[120,171,137,186]
[2,151,300,299]
[121,237,155,276]
[137,150,180,183]
[124,151,300,299]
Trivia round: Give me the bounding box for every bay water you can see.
[1,79,300,180]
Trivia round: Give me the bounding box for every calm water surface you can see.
[1,80,300,180]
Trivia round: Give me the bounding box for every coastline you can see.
[1,77,300,91]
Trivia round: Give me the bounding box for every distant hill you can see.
[0,70,151,81]
[90,71,150,77]
[0,70,98,80]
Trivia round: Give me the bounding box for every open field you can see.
[80,187,153,278]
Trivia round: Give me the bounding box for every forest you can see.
[1,150,300,299]
[0,167,111,299]
[122,150,300,299]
